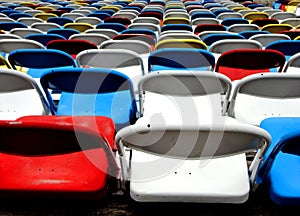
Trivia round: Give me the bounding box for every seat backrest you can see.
[99,40,151,54]
[283,52,300,72]
[148,48,215,72]
[10,28,43,38]
[249,33,291,47]
[25,33,66,46]
[215,48,286,81]
[0,68,51,120]
[227,23,260,33]
[137,71,232,118]
[209,39,262,54]
[261,23,293,33]
[46,39,98,58]
[31,22,61,32]
[40,68,138,131]
[265,40,300,59]
[155,39,207,50]
[0,39,45,55]
[8,49,76,70]
[202,33,245,46]
[228,73,300,126]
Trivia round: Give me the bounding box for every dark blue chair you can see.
[47,17,74,26]
[8,49,76,78]
[239,30,270,39]
[265,40,300,60]
[220,18,249,27]
[191,11,217,20]
[0,22,27,31]
[25,33,66,46]
[202,33,245,46]
[47,28,80,39]
[8,12,33,20]
[161,24,193,32]
[96,23,127,33]
[148,48,215,72]
[40,68,138,131]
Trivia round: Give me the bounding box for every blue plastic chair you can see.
[25,33,66,46]
[213,9,234,16]
[9,12,33,20]
[96,23,127,33]
[0,22,27,31]
[40,68,138,131]
[257,117,300,205]
[239,30,270,39]
[265,40,300,60]
[47,17,74,26]
[148,48,215,72]
[190,11,217,20]
[202,33,245,46]
[47,28,80,39]
[220,18,249,27]
[88,12,111,20]
[161,24,193,32]
[8,49,77,78]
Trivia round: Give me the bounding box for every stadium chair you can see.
[61,12,85,21]
[64,23,94,33]
[69,33,110,46]
[279,29,300,40]
[0,68,51,120]
[47,17,74,26]
[113,33,156,50]
[283,52,300,72]
[25,33,66,46]
[76,49,145,90]
[250,18,279,27]
[228,73,300,126]
[31,22,61,32]
[75,17,102,25]
[192,17,219,25]
[9,12,33,20]
[215,49,285,81]
[270,11,296,21]
[281,18,300,27]
[9,28,43,38]
[249,33,291,47]
[116,71,271,203]
[96,23,127,33]
[194,23,226,35]
[261,23,293,33]
[155,39,207,50]
[202,33,245,46]
[220,17,249,26]
[8,49,76,78]
[0,115,119,199]
[257,117,300,205]
[46,39,98,59]
[34,13,58,21]
[227,23,260,33]
[161,23,193,33]
[47,26,79,38]
[265,40,300,60]
[17,17,44,26]
[243,11,269,21]
[238,30,269,39]
[104,17,132,26]
[0,21,27,31]
[40,68,138,131]
[209,39,263,55]
[148,48,215,72]
[86,29,119,39]
[99,40,151,54]
[0,39,44,58]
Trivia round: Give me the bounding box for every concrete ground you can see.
[0,188,299,216]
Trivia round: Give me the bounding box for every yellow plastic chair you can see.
[35,6,55,13]
[162,17,191,25]
[0,55,12,69]
[243,12,269,21]
[64,23,94,33]
[286,0,300,12]
[100,6,121,12]
[155,39,207,50]
[34,13,58,21]
[232,6,249,12]
[261,23,294,33]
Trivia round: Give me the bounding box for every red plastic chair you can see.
[46,39,98,59]
[194,24,226,35]
[0,115,119,199]
[215,49,286,81]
